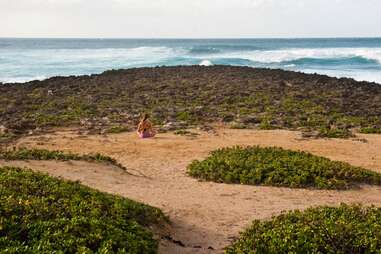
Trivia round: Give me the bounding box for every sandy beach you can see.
[2,126,381,253]
[2,1,381,252]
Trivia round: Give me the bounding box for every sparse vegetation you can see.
[226,204,381,254]
[173,129,199,137]
[0,133,15,143]
[0,166,167,253]
[187,146,381,189]
[1,66,381,139]
[107,125,130,134]
[229,122,248,129]
[0,147,127,171]
[359,126,381,134]
[317,126,354,138]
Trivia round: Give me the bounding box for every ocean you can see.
[0,38,381,84]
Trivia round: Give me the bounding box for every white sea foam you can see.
[0,46,185,83]
[0,46,183,65]
[301,69,381,84]
[0,76,47,84]
[199,59,213,66]
[204,48,381,64]
[1,44,381,84]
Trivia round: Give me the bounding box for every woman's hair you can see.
[142,113,149,121]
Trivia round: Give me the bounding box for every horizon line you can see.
[1,36,381,40]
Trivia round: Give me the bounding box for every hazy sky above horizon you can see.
[1,0,381,38]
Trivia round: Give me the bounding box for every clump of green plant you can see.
[173,129,199,137]
[0,147,127,171]
[187,146,381,189]
[176,111,191,121]
[317,126,354,138]
[359,127,381,134]
[107,125,130,134]
[226,204,381,254]
[230,122,248,129]
[0,133,15,143]
[0,166,167,253]
[258,119,277,130]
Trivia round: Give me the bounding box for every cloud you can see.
[1,0,380,37]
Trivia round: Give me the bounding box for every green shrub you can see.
[176,111,191,121]
[173,129,199,137]
[107,125,130,134]
[226,204,381,254]
[359,127,381,134]
[317,127,354,138]
[259,119,277,130]
[0,147,127,171]
[230,122,248,129]
[0,166,166,253]
[187,146,381,189]
[0,133,15,142]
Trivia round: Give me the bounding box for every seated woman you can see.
[137,113,156,138]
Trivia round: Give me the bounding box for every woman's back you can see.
[137,113,155,138]
[137,119,152,133]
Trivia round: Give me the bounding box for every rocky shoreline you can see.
[1,65,381,142]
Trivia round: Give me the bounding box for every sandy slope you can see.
[2,127,381,253]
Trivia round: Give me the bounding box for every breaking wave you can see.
[1,38,381,84]
[206,48,381,64]
[199,59,213,66]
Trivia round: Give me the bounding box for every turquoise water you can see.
[1,38,381,84]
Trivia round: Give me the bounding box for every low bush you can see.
[0,166,167,253]
[187,146,381,189]
[173,129,199,137]
[226,204,381,254]
[359,127,381,134]
[317,126,354,138]
[107,125,130,134]
[0,147,127,171]
[230,122,248,129]
[0,133,14,143]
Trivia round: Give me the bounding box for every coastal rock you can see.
[0,125,7,135]
[239,115,261,124]
[8,120,36,134]
[160,121,188,131]
[80,118,94,128]
[160,122,176,131]
[198,125,214,132]
[222,114,235,122]
[1,66,380,135]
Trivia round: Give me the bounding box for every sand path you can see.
[2,127,381,253]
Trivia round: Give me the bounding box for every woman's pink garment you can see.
[138,131,155,139]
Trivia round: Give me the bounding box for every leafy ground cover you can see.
[187,146,381,189]
[317,126,355,139]
[1,66,380,138]
[359,126,381,134]
[173,129,199,137]
[0,166,167,253]
[226,204,381,254]
[106,125,131,134]
[0,147,127,171]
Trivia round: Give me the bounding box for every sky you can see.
[1,0,381,38]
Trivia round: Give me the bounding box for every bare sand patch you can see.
[2,127,381,253]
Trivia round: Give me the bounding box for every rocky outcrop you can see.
[0,66,380,136]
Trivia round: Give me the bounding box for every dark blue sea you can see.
[1,38,381,84]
